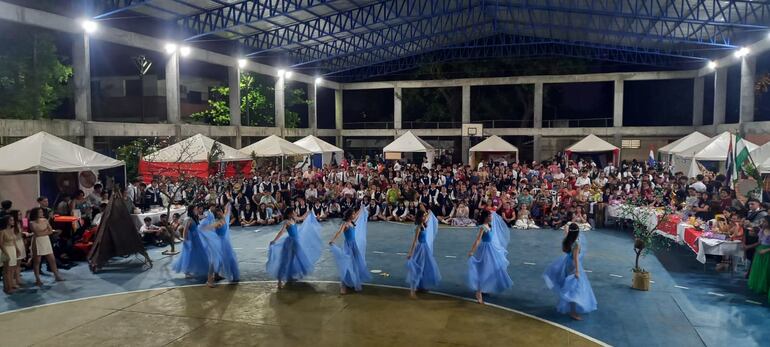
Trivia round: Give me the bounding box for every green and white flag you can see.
[735,134,750,176]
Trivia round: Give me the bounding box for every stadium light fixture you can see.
[707,61,717,70]
[237,58,247,68]
[315,77,323,85]
[164,42,177,54]
[80,19,98,34]
[277,69,286,78]
[285,70,293,79]
[179,45,191,57]
[734,47,750,58]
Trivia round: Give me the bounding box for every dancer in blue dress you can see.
[543,222,597,320]
[173,205,210,279]
[467,210,513,304]
[198,209,225,288]
[213,201,240,282]
[406,210,441,298]
[266,208,323,289]
[329,206,371,294]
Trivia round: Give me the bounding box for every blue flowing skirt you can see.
[217,228,240,281]
[406,242,442,290]
[543,255,597,314]
[199,230,224,275]
[330,238,371,291]
[266,236,315,281]
[467,241,513,293]
[172,227,210,277]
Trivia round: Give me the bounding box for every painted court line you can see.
[746,300,763,305]
[444,255,457,258]
[608,274,623,278]
[674,285,690,290]
[372,251,385,254]
[523,262,537,265]
[395,252,407,256]
[584,270,593,273]
[707,292,725,297]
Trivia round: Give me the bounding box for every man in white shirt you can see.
[690,174,707,193]
[575,170,591,187]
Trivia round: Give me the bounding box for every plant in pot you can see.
[619,196,673,291]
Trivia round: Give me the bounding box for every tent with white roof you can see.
[383,131,436,168]
[241,135,311,157]
[673,132,758,175]
[293,135,343,167]
[468,135,519,166]
[565,134,619,166]
[0,132,125,211]
[141,134,252,181]
[658,132,710,164]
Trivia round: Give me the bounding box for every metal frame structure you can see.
[94,0,770,81]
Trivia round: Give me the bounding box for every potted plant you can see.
[620,198,672,291]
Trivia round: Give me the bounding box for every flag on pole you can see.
[735,133,750,177]
[725,133,735,188]
[647,148,656,168]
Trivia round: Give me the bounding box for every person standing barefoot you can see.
[28,208,63,286]
[406,210,441,299]
[543,223,597,320]
[467,210,512,304]
[329,206,371,295]
[266,209,323,290]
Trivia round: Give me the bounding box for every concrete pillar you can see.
[308,82,317,134]
[228,67,241,126]
[393,87,402,129]
[713,67,727,126]
[335,89,343,147]
[533,82,543,128]
[533,134,542,163]
[692,77,704,126]
[234,126,242,149]
[461,85,471,165]
[613,79,624,127]
[740,55,756,124]
[73,33,91,122]
[165,52,181,124]
[274,77,285,129]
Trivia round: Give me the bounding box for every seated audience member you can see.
[441,201,475,227]
[255,203,276,225]
[311,199,328,221]
[391,201,410,222]
[514,205,539,229]
[139,217,175,254]
[367,199,384,221]
[327,199,343,219]
[240,205,258,227]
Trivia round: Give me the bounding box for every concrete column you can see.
[533,134,542,163]
[393,87,402,129]
[274,77,285,129]
[740,55,756,124]
[613,79,624,127]
[165,52,181,124]
[335,89,343,147]
[692,77,704,126]
[234,126,242,149]
[461,85,471,165]
[228,67,241,126]
[713,67,727,126]
[73,33,91,122]
[533,82,543,128]
[308,82,317,134]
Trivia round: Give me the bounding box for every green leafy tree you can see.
[191,73,307,127]
[0,27,73,119]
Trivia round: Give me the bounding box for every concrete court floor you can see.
[0,220,768,346]
[0,282,600,347]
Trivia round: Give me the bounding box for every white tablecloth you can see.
[131,207,187,229]
[696,238,744,264]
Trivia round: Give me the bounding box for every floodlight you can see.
[277,69,286,78]
[315,77,323,85]
[164,43,177,54]
[707,61,717,70]
[285,71,293,79]
[237,58,247,68]
[734,47,750,58]
[80,19,98,34]
[179,45,191,57]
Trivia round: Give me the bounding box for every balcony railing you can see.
[402,121,462,129]
[343,121,394,129]
[475,119,534,128]
[543,118,613,128]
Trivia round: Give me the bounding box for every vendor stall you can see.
[383,131,436,168]
[0,132,125,212]
[293,135,343,168]
[468,135,519,167]
[139,134,252,181]
[240,135,311,169]
[565,134,619,166]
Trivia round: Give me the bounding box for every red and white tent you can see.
[139,134,252,181]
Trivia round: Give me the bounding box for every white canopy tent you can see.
[658,132,710,163]
[293,135,343,167]
[468,135,519,167]
[673,132,758,175]
[565,134,619,166]
[0,132,124,211]
[144,133,250,163]
[241,135,312,157]
[751,141,770,174]
[383,131,436,168]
